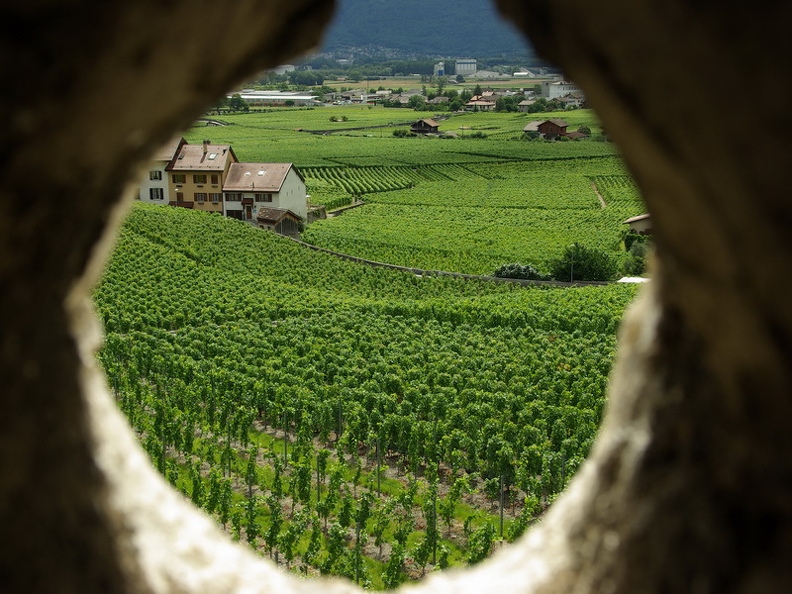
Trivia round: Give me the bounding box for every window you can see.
[149,188,164,201]
[210,193,222,203]
[195,193,207,202]
[255,193,273,202]
[172,174,186,184]
[210,174,219,185]
[149,170,162,181]
[193,174,207,184]
[225,193,242,201]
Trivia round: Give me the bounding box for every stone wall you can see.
[1,0,791,592]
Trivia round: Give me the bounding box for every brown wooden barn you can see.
[538,118,569,138]
[256,207,302,237]
[410,118,440,134]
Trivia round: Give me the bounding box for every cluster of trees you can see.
[622,231,651,276]
[211,93,250,113]
[495,239,652,282]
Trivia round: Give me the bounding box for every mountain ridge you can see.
[319,0,532,58]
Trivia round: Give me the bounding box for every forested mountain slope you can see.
[321,0,529,57]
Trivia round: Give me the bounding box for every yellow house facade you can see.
[166,141,238,213]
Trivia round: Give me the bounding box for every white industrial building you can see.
[455,59,477,77]
[542,80,582,99]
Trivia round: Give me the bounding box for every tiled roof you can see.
[624,214,651,224]
[168,143,236,171]
[256,207,302,223]
[153,136,186,162]
[223,163,298,192]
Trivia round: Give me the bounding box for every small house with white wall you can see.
[624,213,652,234]
[222,163,307,225]
[138,136,186,203]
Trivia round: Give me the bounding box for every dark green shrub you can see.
[623,239,651,276]
[493,263,551,281]
[550,243,619,281]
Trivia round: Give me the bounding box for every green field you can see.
[188,106,608,164]
[302,159,641,274]
[185,107,642,276]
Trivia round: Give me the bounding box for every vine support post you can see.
[499,473,504,538]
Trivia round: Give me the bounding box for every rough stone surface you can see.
[2,0,792,592]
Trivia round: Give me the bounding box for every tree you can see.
[408,94,426,109]
[550,243,620,281]
[228,93,249,112]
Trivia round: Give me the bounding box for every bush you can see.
[622,238,651,276]
[550,243,619,281]
[623,230,648,251]
[493,263,550,281]
[392,129,416,138]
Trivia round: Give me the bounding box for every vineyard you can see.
[301,156,645,275]
[182,108,645,278]
[184,108,643,275]
[184,106,615,166]
[95,204,638,588]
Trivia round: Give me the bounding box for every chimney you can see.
[202,139,210,154]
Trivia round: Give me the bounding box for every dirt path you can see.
[591,182,607,208]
